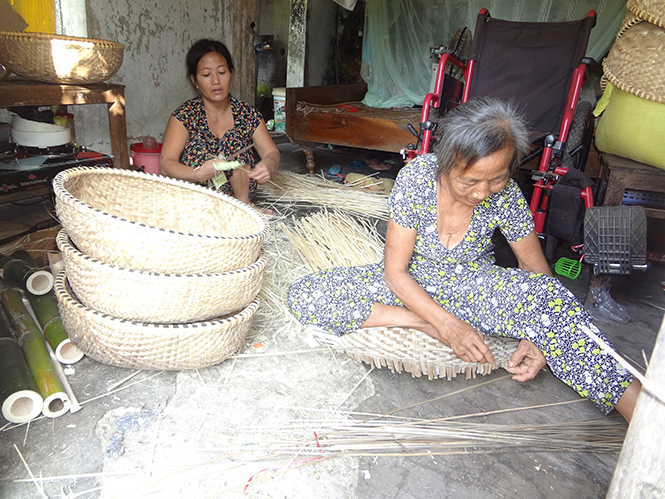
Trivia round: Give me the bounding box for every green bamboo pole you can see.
[0,252,54,296]
[26,291,84,364]
[0,281,70,418]
[0,308,43,423]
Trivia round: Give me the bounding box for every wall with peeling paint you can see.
[75,0,234,157]
[73,0,338,158]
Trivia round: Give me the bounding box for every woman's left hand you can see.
[506,339,546,382]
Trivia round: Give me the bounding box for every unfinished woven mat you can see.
[54,270,258,370]
[53,167,268,274]
[57,229,266,323]
[311,326,519,380]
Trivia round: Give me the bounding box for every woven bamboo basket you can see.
[0,31,124,84]
[603,21,665,104]
[53,167,268,274]
[56,229,266,323]
[54,270,259,370]
[310,326,519,380]
[627,0,665,28]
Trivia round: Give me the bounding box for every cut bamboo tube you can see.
[0,253,54,296]
[0,310,43,424]
[45,342,81,414]
[26,291,83,364]
[0,281,70,418]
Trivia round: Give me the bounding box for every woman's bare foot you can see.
[615,379,642,422]
[250,204,273,219]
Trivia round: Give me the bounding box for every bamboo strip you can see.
[0,282,70,418]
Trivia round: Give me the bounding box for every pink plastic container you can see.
[130,141,162,174]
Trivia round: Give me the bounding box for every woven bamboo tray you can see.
[311,326,519,380]
[0,31,124,84]
[53,167,268,274]
[603,21,665,104]
[627,0,665,28]
[56,229,266,323]
[54,270,258,370]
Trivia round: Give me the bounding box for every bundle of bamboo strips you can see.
[278,209,385,273]
[256,170,390,220]
[224,417,627,457]
[0,307,43,423]
[252,222,311,340]
[0,281,71,418]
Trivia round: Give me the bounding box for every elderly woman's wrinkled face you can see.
[445,145,513,207]
[191,51,233,103]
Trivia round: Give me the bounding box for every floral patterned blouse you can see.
[172,95,261,194]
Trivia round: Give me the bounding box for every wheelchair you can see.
[405,8,598,262]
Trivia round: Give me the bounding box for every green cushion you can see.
[595,85,665,170]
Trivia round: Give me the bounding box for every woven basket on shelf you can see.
[54,270,259,370]
[56,230,266,323]
[0,31,124,84]
[627,0,665,28]
[53,167,268,274]
[310,326,519,381]
[603,21,665,104]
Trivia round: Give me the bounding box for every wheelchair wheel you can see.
[561,100,594,171]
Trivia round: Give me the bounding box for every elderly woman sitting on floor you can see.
[288,97,641,422]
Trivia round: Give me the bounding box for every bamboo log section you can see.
[45,342,81,414]
[0,282,71,418]
[26,291,84,364]
[0,310,43,424]
[0,253,54,296]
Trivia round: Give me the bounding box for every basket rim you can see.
[53,166,269,243]
[54,269,260,328]
[56,229,268,279]
[0,30,125,50]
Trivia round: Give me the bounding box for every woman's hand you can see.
[506,339,546,381]
[249,158,275,184]
[438,317,495,364]
[195,158,221,182]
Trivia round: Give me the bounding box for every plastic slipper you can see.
[329,164,342,175]
[347,160,365,169]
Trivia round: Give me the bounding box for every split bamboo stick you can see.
[0,252,54,296]
[0,308,43,424]
[26,291,83,364]
[0,281,71,418]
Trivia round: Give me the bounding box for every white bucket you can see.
[273,87,286,132]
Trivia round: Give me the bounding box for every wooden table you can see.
[596,153,665,219]
[0,78,129,169]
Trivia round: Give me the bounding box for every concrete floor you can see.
[1,140,664,498]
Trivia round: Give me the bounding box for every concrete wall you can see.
[69,0,337,158]
[76,0,234,157]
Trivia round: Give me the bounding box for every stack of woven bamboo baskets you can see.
[51,167,269,370]
[595,0,665,169]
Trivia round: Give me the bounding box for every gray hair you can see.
[432,97,530,178]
